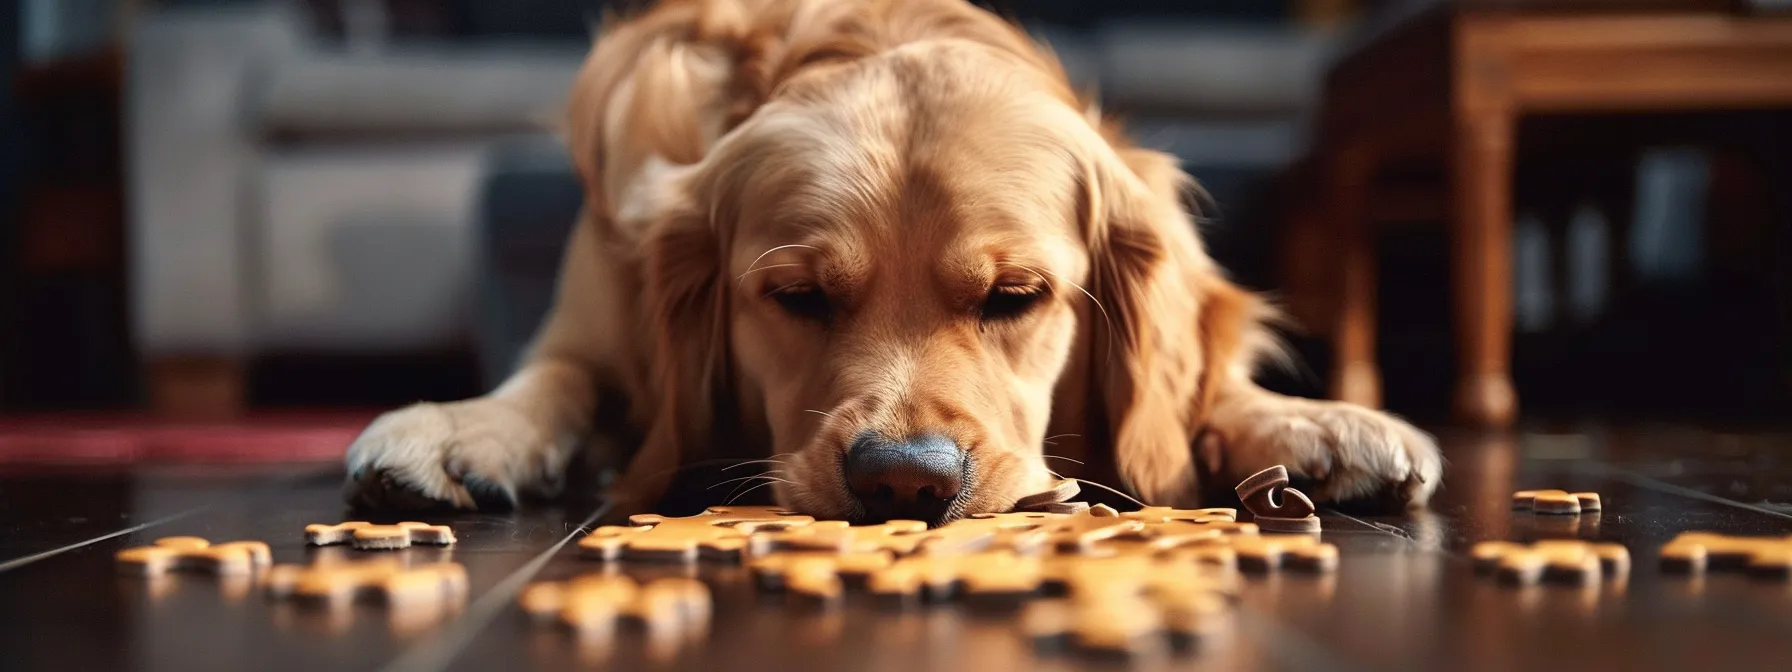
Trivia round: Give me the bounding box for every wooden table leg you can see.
[1451,112,1518,427]
[1329,145,1382,408]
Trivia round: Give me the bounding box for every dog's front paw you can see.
[344,400,565,511]
[1206,397,1441,509]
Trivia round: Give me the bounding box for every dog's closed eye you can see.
[769,282,831,322]
[981,283,1047,322]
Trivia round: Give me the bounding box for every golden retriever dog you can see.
[343,0,1440,525]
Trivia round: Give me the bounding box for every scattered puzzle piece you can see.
[1024,555,1237,657]
[1573,492,1603,512]
[867,551,1047,604]
[747,520,930,557]
[1511,490,1602,515]
[579,506,816,562]
[1230,534,1339,573]
[1086,520,1256,565]
[116,536,271,576]
[724,498,1317,660]
[265,558,468,611]
[912,515,1054,556]
[962,508,1139,555]
[305,521,457,550]
[1035,505,1147,553]
[1123,507,1238,524]
[1659,531,1792,577]
[1043,554,1241,602]
[749,551,897,602]
[1470,540,1630,585]
[520,575,711,641]
[1159,545,1242,572]
[1236,466,1322,533]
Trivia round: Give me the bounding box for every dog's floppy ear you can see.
[607,161,735,510]
[1083,145,1268,506]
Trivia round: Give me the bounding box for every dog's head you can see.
[596,9,1220,525]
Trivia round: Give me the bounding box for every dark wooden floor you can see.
[3,426,1791,671]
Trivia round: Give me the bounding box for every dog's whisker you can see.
[725,479,784,505]
[721,458,790,471]
[705,471,789,490]
[802,409,839,421]
[627,456,790,489]
[1043,433,1082,442]
[722,471,796,502]
[1042,454,1085,465]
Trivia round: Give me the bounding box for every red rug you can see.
[0,411,376,464]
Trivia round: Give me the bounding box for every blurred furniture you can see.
[474,135,580,386]
[1292,1,1792,426]
[127,2,584,417]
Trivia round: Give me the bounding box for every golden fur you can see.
[343,0,1441,521]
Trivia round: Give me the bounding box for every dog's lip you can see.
[837,448,867,522]
[942,452,976,523]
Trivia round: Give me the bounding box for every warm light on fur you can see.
[343,0,1441,522]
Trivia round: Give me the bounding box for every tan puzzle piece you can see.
[1042,554,1238,599]
[1471,540,1630,585]
[1511,490,1602,514]
[749,551,896,601]
[1036,505,1147,553]
[1229,534,1339,573]
[962,511,1064,526]
[265,558,468,610]
[863,549,1240,605]
[867,551,1047,603]
[579,506,816,562]
[1025,588,1231,657]
[1157,545,1242,572]
[305,521,457,550]
[964,508,1142,554]
[1123,507,1238,524]
[912,515,1054,556]
[1085,520,1257,565]
[746,520,929,557]
[520,575,711,641]
[1024,555,1237,657]
[1659,531,1792,577]
[116,536,272,576]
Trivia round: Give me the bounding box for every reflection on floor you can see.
[1,426,1790,671]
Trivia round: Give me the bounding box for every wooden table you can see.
[1303,5,1792,426]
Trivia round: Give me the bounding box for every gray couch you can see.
[129,2,583,370]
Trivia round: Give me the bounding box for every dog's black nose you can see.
[845,433,965,525]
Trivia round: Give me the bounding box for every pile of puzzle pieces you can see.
[562,500,1336,657]
[116,527,470,636]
